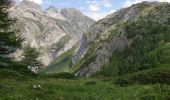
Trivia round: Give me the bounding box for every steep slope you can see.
[61,8,95,33]
[10,0,95,66]
[73,1,170,77]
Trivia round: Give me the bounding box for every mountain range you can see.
[10,1,170,77]
[73,1,170,77]
[9,0,95,66]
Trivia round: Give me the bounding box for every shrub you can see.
[114,68,170,86]
[45,72,75,79]
[85,81,96,85]
[0,69,31,81]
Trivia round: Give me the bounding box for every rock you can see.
[33,84,41,89]
[36,98,39,100]
[27,66,31,69]
[74,1,170,77]
[37,85,41,88]
[30,67,38,74]
[10,0,95,66]
[72,34,88,65]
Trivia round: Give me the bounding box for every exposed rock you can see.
[74,1,170,77]
[10,0,95,66]
[72,34,88,65]
[33,84,41,89]
[61,8,95,33]
[45,6,67,20]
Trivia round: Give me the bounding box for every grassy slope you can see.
[0,70,170,100]
[39,47,76,74]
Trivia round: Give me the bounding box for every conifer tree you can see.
[0,0,22,66]
[22,45,43,70]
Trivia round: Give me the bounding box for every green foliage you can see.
[50,36,71,54]
[22,45,43,68]
[101,18,170,77]
[40,47,76,74]
[0,74,170,100]
[119,19,170,74]
[114,68,170,86]
[99,54,119,77]
[84,81,96,85]
[71,43,97,74]
[0,69,31,81]
[0,0,22,67]
[43,72,75,79]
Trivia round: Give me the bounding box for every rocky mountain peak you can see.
[19,0,41,10]
[45,6,67,20]
[61,8,82,16]
[46,6,59,13]
[61,8,95,33]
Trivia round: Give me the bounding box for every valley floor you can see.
[0,74,169,100]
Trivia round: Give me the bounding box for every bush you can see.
[0,69,31,81]
[114,68,170,86]
[85,81,96,85]
[44,72,75,79]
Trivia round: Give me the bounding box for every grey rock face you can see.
[74,1,170,77]
[61,8,95,33]
[72,34,88,65]
[76,33,128,77]
[10,0,95,66]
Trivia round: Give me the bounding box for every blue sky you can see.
[15,0,170,20]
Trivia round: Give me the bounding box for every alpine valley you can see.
[0,0,170,100]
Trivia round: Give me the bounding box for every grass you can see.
[0,78,169,100]
[114,68,170,86]
[39,47,76,74]
[0,69,170,100]
[71,43,96,74]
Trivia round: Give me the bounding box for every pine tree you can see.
[0,0,22,66]
[22,45,43,71]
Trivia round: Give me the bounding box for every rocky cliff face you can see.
[61,8,95,33]
[74,1,170,77]
[10,0,95,65]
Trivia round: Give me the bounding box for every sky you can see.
[15,0,170,20]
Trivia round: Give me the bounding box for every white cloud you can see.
[15,0,43,5]
[87,0,112,11]
[85,9,116,20]
[86,0,98,4]
[86,0,113,20]
[56,2,70,6]
[104,0,112,8]
[28,0,43,5]
[89,4,100,12]
[123,0,170,8]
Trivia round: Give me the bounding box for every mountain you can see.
[9,0,95,65]
[73,1,170,77]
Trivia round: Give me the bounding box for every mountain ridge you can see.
[10,0,95,66]
[73,1,170,77]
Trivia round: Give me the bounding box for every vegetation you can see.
[50,36,71,54]
[114,68,170,86]
[21,45,44,69]
[0,1,170,99]
[0,70,170,100]
[39,47,76,74]
[0,0,22,68]
[72,43,96,73]
[97,17,170,78]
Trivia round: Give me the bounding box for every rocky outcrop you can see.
[61,8,95,33]
[72,34,88,65]
[10,0,95,65]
